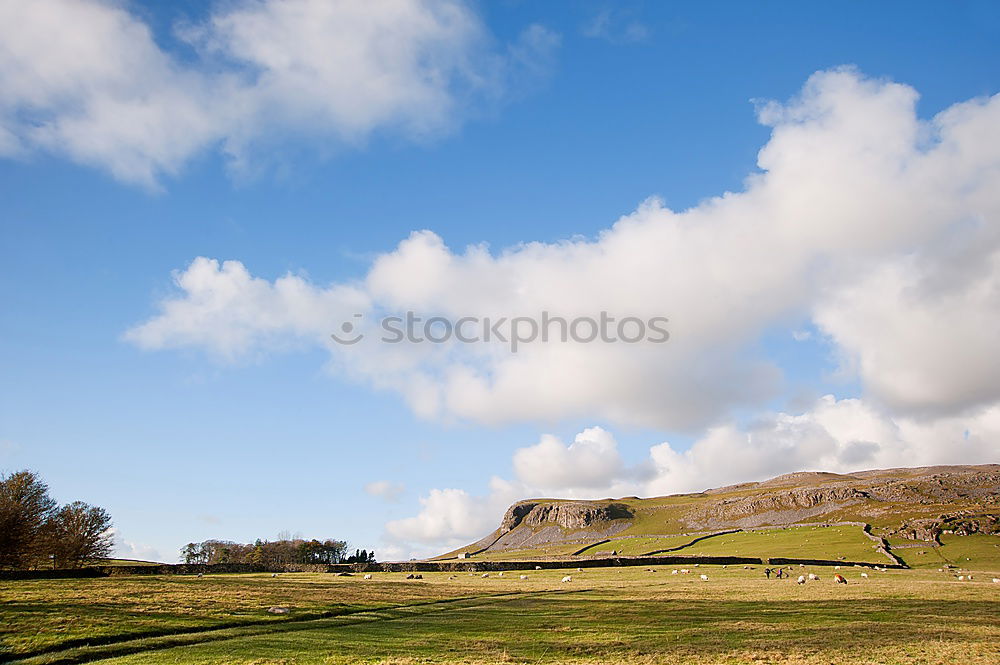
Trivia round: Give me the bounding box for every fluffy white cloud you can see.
[109,528,163,563]
[364,480,405,502]
[384,481,520,550]
[512,426,629,495]
[383,396,1000,556]
[123,257,369,359]
[0,0,556,187]
[128,69,1000,430]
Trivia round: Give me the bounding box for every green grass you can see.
[4,565,1000,664]
[574,534,698,556]
[894,534,1000,570]
[665,525,887,563]
[5,567,996,665]
[0,573,478,659]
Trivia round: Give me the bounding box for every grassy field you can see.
[669,525,887,563]
[2,564,999,665]
[574,534,698,556]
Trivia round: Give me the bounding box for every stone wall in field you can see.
[0,553,907,580]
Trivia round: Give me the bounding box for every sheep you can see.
[958,575,966,581]
[481,573,489,578]
[363,574,373,580]
[992,578,999,584]
[700,574,709,581]
[680,568,690,574]
[577,567,583,572]
[797,575,806,585]
[497,572,504,577]
[861,572,869,579]
[561,575,572,583]
[833,574,848,584]
[808,573,819,581]
[520,574,528,580]
[197,572,204,578]
[271,573,277,578]
[535,566,542,570]
[968,574,974,580]
[671,569,678,575]
[835,565,841,570]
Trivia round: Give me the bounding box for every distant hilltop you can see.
[437,464,999,563]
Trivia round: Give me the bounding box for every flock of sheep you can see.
[257,563,1000,585]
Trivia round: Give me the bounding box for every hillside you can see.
[435,464,1000,568]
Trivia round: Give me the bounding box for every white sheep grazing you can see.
[481,573,489,578]
[197,573,204,578]
[520,574,528,580]
[694,563,700,567]
[561,575,573,583]
[700,574,709,581]
[271,573,277,578]
[808,573,819,581]
[535,566,542,570]
[992,578,999,584]
[835,565,841,570]
[680,569,690,574]
[967,574,973,580]
[497,572,504,577]
[861,572,869,579]
[671,569,678,575]
[958,575,966,581]
[797,575,806,585]
[577,567,582,572]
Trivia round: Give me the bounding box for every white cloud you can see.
[364,480,405,502]
[128,69,1000,430]
[582,9,649,44]
[0,0,557,187]
[384,483,519,550]
[109,528,163,563]
[383,396,1000,556]
[512,426,628,495]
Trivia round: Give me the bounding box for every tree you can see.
[47,501,114,568]
[0,470,57,569]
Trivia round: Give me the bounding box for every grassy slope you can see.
[453,466,998,562]
[673,525,882,562]
[9,567,991,665]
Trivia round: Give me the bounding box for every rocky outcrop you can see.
[500,501,633,533]
[888,513,1000,542]
[686,487,869,529]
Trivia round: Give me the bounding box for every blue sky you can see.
[2,1,999,561]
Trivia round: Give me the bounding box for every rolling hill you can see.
[435,464,1000,568]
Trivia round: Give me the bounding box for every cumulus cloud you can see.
[127,69,1000,430]
[109,528,163,563]
[383,395,1000,556]
[364,480,405,502]
[0,0,557,187]
[384,481,520,550]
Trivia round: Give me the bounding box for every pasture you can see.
[2,563,998,664]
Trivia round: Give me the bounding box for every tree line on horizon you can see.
[180,538,376,566]
[0,470,114,569]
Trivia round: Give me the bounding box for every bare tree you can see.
[0,470,57,568]
[47,502,113,568]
